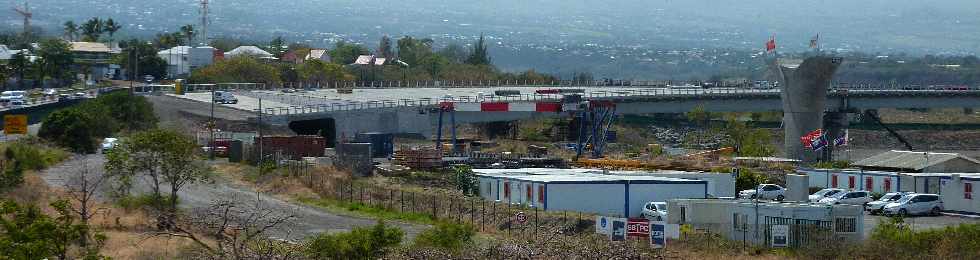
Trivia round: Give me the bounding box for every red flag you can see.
[800,129,823,148]
[765,35,776,52]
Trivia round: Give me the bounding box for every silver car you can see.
[883,194,943,216]
[865,192,913,215]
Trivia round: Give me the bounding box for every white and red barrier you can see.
[440,101,563,112]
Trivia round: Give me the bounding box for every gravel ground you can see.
[38,154,427,242]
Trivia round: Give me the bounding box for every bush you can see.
[0,139,68,192]
[304,221,404,259]
[734,168,769,192]
[38,92,157,153]
[413,221,476,250]
[857,218,980,259]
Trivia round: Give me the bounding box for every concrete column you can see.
[774,56,842,162]
[822,111,849,161]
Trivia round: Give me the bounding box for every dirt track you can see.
[39,154,426,242]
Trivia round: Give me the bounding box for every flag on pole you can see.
[809,34,820,49]
[834,129,848,146]
[765,35,777,52]
[800,129,823,149]
[811,134,828,151]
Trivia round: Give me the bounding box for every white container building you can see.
[798,168,901,193]
[474,168,709,217]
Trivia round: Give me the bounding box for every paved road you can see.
[39,154,426,242]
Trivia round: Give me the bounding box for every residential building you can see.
[305,49,331,63]
[70,42,121,81]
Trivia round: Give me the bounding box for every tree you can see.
[92,91,158,131]
[396,36,434,67]
[438,43,469,64]
[466,33,491,65]
[722,116,775,157]
[0,199,106,259]
[378,35,394,59]
[8,52,29,88]
[153,32,184,49]
[173,200,297,259]
[62,21,78,41]
[267,36,286,58]
[105,129,210,230]
[38,108,102,153]
[80,17,103,42]
[189,56,283,85]
[35,39,74,85]
[63,160,108,247]
[179,24,195,46]
[297,59,353,85]
[117,39,168,79]
[103,18,121,42]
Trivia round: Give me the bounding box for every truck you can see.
[738,184,786,201]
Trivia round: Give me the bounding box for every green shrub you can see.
[0,139,68,192]
[734,168,768,192]
[413,221,476,250]
[304,221,404,259]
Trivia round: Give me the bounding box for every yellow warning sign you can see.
[3,114,27,135]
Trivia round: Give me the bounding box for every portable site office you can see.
[474,168,708,218]
[800,169,980,215]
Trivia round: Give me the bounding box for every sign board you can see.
[627,218,651,237]
[515,211,527,224]
[649,221,667,249]
[596,216,611,235]
[610,218,627,241]
[3,115,27,135]
[665,224,681,239]
[771,225,789,247]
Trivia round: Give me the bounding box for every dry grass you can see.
[1,173,208,259]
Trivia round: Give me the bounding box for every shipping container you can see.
[254,135,327,160]
[355,132,395,158]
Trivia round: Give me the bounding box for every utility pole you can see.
[200,0,209,46]
[209,85,215,160]
[258,98,264,167]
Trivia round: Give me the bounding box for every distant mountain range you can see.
[10,0,980,78]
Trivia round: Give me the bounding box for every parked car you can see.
[642,202,668,221]
[809,188,845,202]
[101,138,119,153]
[73,92,87,99]
[819,190,873,205]
[883,194,943,216]
[739,184,786,201]
[212,91,238,104]
[866,192,914,215]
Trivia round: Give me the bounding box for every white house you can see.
[158,46,216,78]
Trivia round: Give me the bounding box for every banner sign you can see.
[627,218,650,237]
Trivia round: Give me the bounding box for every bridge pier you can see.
[775,56,842,162]
[822,111,849,161]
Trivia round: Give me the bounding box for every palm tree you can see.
[63,21,78,41]
[180,24,195,46]
[103,18,121,43]
[81,17,102,42]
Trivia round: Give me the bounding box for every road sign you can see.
[3,114,27,135]
[627,218,650,237]
[649,221,666,249]
[515,211,527,224]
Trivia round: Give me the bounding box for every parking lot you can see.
[864,213,980,235]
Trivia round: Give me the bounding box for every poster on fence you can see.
[611,218,627,241]
[649,221,666,249]
[596,216,611,235]
[771,225,789,248]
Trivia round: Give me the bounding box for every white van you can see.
[213,91,238,104]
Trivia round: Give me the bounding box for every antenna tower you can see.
[200,0,209,46]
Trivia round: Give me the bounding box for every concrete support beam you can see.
[774,56,842,162]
